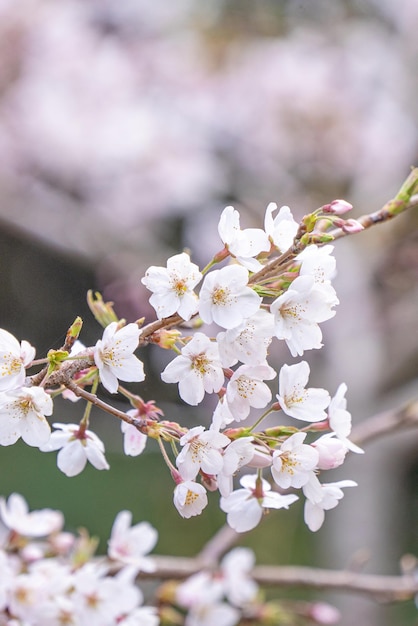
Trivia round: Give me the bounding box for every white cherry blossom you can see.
[94,322,145,394]
[277,361,330,422]
[216,437,255,497]
[176,426,230,481]
[270,275,338,356]
[220,474,298,532]
[312,433,348,470]
[303,475,357,532]
[225,364,276,422]
[0,386,52,447]
[264,203,299,252]
[220,547,258,607]
[297,244,337,286]
[217,309,275,367]
[199,265,261,329]
[328,383,364,454]
[108,510,157,572]
[0,329,36,392]
[141,252,202,321]
[185,602,240,626]
[40,423,109,477]
[173,480,208,519]
[161,332,224,405]
[0,493,63,537]
[271,432,319,489]
[121,414,148,457]
[218,205,270,270]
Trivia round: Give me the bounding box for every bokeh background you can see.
[0,1,417,624]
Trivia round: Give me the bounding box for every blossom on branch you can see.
[173,480,208,518]
[276,361,330,422]
[303,474,357,531]
[176,426,230,481]
[0,386,52,447]
[161,332,224,405]
[224,363,276,422]
[199,265,261,329]
[218,205,270,270]
[94,322,145,394]
[220,474,298,532]
[141,252,202,321]
[328,383,364,454]
[270,275,338,357]
[271,432,319,489]
[0,329,36,392]
[0,493,63,537]
[264,203,299,252]
[216,309,275,367]
[40,423,109,477]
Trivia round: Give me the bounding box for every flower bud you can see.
[308,602,341,624]
[323,199,353,215]
[312,435,347,470]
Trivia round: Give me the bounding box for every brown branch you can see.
[140,556,418,603]
[351,399,418,447]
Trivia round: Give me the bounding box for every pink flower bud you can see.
[312,436,347,470]
[323,199,353,215]
[340,218,364,233]
[309,602,341,624]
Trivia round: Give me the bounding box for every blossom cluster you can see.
[0,493,159,626]
[0,199,363,535]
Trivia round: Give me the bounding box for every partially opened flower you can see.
[94,322,145,394]
[264,203,298,252]
[328,383,364,454]
[40,423,109,477]
[173,480,208,519]
[218,205,270,270]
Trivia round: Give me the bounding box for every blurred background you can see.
[0,1,417,624]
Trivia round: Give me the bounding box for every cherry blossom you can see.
[224,364,276,422]
[0,493,63,537]
[173,480,208,518]
[328,383,364,454]
[0,386,52,447]
[264,203,299,252]
[176,426,230,481]
[297,244,337,287]
[271,432,319,489]
[312,434,348,470]
[141,252,202,321]
[218,205,270,270]
[303,475,357,532]
[199,265,261,329]
[0,329,36,392]
[40,423,109,477]
[185,602,240,626]
[94,322,145,394]
[277,361,330,422]
[216,437,255,497]
[216,310,275,367]
[161,332,224,405]
[108,510,157,572]
[220,547,259,607]
[270,275,338,356]
[220,474,298,532]
[121,414,148,457]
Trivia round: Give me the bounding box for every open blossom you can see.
[270,275,338,357]
[161,332,224,405]
[176,426,231,481]
[0,386,52,447]
[297,245,337,287]
[0,493,63,537]
[277,361,330,422]
[94,322,145,394]
[218,205,270,270]
[303,475,357,532]
[0,329,36,392]
[220,547,259,607]
[217,310,275,367]
[216,437,255,497]
[328,383,364,454]
[108,510,157,572]
[173,480,208,519]
[225,364,276,422]
[141,252,202,321]
[271,432,319,489]
[40,423,109,477]
[264,203,299,252]
[199,265,261,329]
[220,474,298,532]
